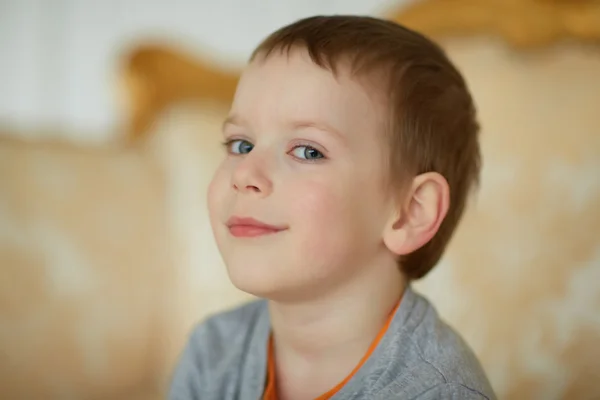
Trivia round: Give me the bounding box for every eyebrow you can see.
[221,115,345,141]
[221,114,246,131]
[290,120,345,141]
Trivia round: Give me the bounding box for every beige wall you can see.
[0,37,599,399]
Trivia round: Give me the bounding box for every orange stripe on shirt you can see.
[262,301,400,400]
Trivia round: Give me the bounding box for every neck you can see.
[268,257,405,400]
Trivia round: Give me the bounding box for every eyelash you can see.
[221,138,326,162]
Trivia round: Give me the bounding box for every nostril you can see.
[232,183,261,192]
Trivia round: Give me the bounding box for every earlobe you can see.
[382,215,409,255]
[383,172,450,256]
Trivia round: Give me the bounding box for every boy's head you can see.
[208,16,480,300]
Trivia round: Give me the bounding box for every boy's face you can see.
[208,49,395,300]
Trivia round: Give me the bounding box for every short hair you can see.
[250,15,481,280]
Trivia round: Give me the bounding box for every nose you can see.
[231,153,273,196]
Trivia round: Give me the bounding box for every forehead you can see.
[231,49,386,134]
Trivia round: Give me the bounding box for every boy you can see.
[169,15,495,400]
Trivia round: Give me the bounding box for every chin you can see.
[225,262,304,301]
[225,261,277,296]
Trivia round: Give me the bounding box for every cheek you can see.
[287,179,361,249]
[289,180,342,223]
[286,177,386,251]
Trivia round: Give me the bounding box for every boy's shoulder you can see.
[182,298,270,365]
[169,299,270,400]
[194,299,268,346]
[356,286,496,399]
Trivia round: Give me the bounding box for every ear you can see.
[383,172,450,256]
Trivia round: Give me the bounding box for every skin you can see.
[208,48,449,400]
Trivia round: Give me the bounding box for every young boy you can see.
[169,15,496,400]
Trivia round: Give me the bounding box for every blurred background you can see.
[1,0,599,399]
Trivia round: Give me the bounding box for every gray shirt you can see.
[169,286,496,399]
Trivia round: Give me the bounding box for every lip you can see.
[226,216,287,238]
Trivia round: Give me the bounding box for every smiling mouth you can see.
[226,216,287,238]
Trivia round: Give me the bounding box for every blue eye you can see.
[227,139,254,154]
[291,145,324,160]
